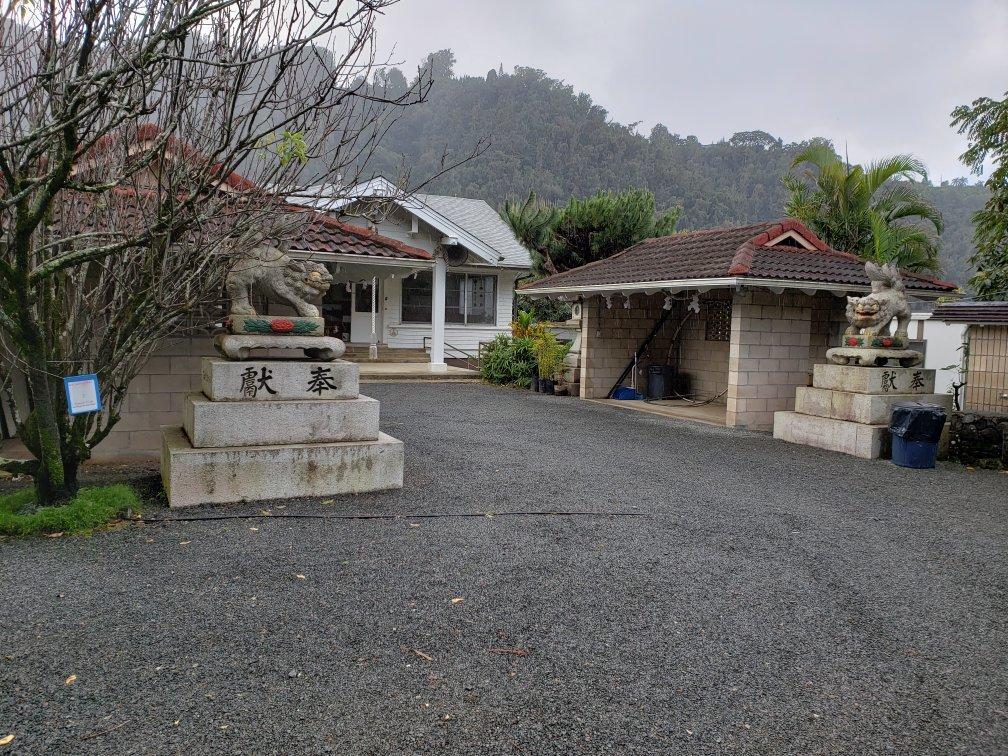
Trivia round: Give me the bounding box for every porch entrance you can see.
[350,280,382,345]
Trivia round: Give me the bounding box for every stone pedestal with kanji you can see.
[773,364,951,459]
[160,357,403,508]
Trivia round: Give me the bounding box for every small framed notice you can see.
[63,374,102,415]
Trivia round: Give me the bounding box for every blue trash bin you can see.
[890,403,946,469]
[891,436,939,469]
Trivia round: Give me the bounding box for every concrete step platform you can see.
[183,393,379,448]
[161,426,404,508]
[342,348,430,364]
[773,411,891,460]
[795,387,952,425]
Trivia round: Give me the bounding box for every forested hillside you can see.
[362,51,986,286]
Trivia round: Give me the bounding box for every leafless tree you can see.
[0,0,484,505]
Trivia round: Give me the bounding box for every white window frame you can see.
[403,271,498,327]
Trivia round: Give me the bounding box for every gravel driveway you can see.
[1,382,1006,755]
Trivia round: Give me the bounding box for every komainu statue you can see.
[225,242,333,318]
[215,242,344,361]
[827,261,922,367]
[844,262,911,340]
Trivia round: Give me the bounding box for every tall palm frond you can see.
[784,148,943,273]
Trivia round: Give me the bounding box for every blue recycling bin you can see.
[890,403,946,469]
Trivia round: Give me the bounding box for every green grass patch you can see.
[0,484,139,537]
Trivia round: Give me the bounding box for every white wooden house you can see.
[294,177,533,366]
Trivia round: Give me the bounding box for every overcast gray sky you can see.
[374,0,1007,181]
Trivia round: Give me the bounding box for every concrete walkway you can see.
[0,383,1005,754]
[588,397,727,426]
[357,362,479,381]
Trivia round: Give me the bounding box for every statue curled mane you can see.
[225,242,333,318]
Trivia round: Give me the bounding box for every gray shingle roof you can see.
[415,193,532,268]
[932,301,1008,324]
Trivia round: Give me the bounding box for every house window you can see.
[446,272,465,323]
[704,300,731,342]
[466,274,497,324]
[401,271,432,323]
[400,270,498,326]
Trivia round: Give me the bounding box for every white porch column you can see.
[368,275,378,360]
[430,255,447,370]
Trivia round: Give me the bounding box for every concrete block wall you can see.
[579,294,661,399]
[677,290,732,399]
[91,337,214,460]
[578,290,732,401]
[726,289,846,430]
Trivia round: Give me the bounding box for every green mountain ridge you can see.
[363,53,986,286]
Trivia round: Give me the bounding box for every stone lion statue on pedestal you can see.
[827,261,921,367]
[225,242,333,317]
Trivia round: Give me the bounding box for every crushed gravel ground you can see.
[1,382,1006,755]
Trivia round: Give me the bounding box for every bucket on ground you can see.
[890,402,947,469]
[612,386,642,400]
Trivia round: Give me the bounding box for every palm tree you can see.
[783,144,944,272]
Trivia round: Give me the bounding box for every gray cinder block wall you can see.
[91,337,214,460]
[579,288,847,430]
[578,290,733,401]
[726,289,847,430]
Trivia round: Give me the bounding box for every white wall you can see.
[915,314,967,396]
[348,204,525,354]
[382,267,518,353]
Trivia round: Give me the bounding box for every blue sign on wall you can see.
[63,374,103,415]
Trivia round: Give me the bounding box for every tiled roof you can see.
[415,193,532,268]
[285,205,431,260]
[521,219,957,295]
[931,301,1008,324]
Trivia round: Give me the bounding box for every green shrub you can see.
[510,309,549,342]
[533,332,571,380]
[480,334,537,387]
[0,484,139,537]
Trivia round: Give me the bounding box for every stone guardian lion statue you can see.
[225,242,333,318]
[844,261,911,340]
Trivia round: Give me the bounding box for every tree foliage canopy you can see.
[503,188,679,276]
[952,91,1008,300]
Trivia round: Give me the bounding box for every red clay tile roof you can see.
[931,301,1008,324]
[285,204,431,260]
[520,219,957,295]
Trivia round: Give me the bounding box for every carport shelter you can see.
[520,219,957,430]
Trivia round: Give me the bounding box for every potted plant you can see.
[534,334,569,395]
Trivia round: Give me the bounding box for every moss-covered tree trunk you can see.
[22,354,75,507]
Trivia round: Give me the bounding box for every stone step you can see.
[813,363,935,395]
[183,393,380,448]
[342,348,430,364]
[161,426,404,508]
[795,387,952,425]
[202,358,359,401]
[773,411,891,460]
